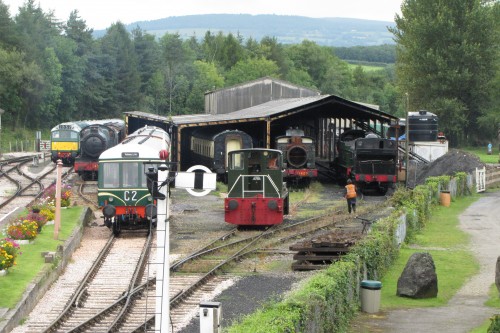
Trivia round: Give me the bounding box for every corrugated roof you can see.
[125,94,396,127]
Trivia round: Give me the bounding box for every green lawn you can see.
[462,146,499,164]
[347,63,386,72]
[379,195,480,309]
[0,207,84,308]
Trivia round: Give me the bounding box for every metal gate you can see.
[476,167,486,193]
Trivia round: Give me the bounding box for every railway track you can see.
[23,230,153,333]
[0,154,73,216]
[129,202,383,331]
[76,181,99,209]
[10,180,388,333]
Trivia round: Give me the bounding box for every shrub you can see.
[488,314,500,333]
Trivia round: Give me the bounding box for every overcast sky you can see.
[3,0,402,30]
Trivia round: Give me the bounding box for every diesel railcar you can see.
[98,125,171,235]
[189,129,253,182]
[275,128,317,186]
[50,121,90,164]
[334,129,397,194]
[225,148,289,226]
[75,119,126,180]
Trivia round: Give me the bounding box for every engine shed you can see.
[125,94,398,171]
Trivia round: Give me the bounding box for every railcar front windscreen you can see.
[103,163,120,187]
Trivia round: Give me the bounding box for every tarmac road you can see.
[351,190,500,333]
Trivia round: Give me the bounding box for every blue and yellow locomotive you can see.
[50,121,89,164]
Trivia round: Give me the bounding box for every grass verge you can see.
[379,195,480,309]
[0,206,83,308]
[462,146,498,164]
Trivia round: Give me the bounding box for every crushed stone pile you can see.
[415,149,484,185]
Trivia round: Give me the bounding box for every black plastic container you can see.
[408,110,438,142]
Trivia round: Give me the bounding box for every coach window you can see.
[123,162,139,188]
[103,163,119,188]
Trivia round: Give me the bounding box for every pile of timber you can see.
[290,230,362,271]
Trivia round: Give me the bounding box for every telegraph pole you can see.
[405,93,410,188]
[54,159,62,239]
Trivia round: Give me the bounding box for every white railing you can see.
[476,166,486,193]
[227,174,281,198]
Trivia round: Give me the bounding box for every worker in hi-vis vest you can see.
[344,178,357,214]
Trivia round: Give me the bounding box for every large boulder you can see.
[496,256,500,294]
[397,252,438,299]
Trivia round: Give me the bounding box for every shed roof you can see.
[125,94,397,128]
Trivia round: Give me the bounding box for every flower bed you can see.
[6,220,38,241]
[0,238,20,271]
[42,183,72,208]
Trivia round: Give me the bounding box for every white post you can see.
[54,159,62,239]
[155,165,170,332]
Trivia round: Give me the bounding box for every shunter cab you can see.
[225,148,289,226]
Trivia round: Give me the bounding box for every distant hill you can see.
[94,14,396,47]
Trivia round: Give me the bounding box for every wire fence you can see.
[0,140,39,153]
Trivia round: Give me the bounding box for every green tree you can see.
[132,27,161,98]
[186,61,224,112]
[61,11,93,120]
[0,48,44,129]
[390,0,498,145]
[285,40,353,96]
[144,70,168,114]
[36,47,62,127]
[159,32,195,115]
[99,22,141,116]
[0,0,20,49]
[64,10,94,56]
[14,0,61,63]
[225,57,280,86]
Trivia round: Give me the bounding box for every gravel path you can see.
[351,191,500,332]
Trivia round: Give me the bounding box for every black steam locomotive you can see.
[275,128,317,187]
[333,129,397,194]
[75,119,126,180]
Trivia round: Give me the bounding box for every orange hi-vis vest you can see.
[345,184,357,199]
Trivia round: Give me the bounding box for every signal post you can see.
[151,164,216,332]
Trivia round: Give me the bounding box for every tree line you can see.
[0,0,498,146]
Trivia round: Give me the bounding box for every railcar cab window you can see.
[103,162,120,188]
[229,152,244,170]
[123,162,139,188]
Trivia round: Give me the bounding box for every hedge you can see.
[227,173,473,333]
